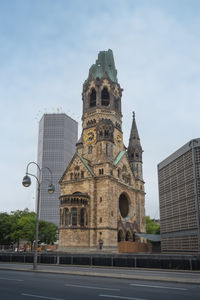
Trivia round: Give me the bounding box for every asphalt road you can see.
[0,263,200,284]
[0,269,200,300]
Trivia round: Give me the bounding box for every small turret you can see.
[128,112,143,180]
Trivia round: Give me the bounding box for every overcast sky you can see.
[1,0,200,218]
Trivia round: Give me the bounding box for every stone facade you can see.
[59,50,145,252]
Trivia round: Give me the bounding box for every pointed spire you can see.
[128,112,143,163]
[129,111,140,142]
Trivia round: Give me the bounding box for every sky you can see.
[0,0,200,218]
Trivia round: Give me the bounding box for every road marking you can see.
[99,295,146,300]
[21,293,65,300]
[0,277,24,282]
[65,284,120,291]
[130,283,188,290]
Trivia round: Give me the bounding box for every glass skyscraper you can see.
[37,113,78,225]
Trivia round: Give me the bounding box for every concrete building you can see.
[37,113,78,226]
[158,139,200,254]
[59,49,146,253]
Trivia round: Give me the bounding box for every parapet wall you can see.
[118,241,152,253]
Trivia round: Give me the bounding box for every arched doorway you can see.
[118,230,124,242]
[125,231,131,241]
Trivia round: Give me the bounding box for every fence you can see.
[0,252,200,270]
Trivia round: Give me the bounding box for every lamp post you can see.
[22,162,55,269]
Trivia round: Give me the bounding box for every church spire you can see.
[128,112,143,180]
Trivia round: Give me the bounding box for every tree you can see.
[39,220,58,244]
[9,209,31,249]
[0,213,12,246]
[146,216,160,234]
[18,212,36,250]
[0,209,58,250]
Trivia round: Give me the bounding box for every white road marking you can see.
[99,295,146,300]
[0,277,24,282]
[21,293,65,300]
[65,283,120,291]
[130,283,188,290]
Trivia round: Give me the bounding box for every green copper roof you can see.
[77,152,96,177]
[88,49,118,83]
[114,150,126,166]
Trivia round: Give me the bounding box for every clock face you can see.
[115,131,123,148]
[116,135,122,144]
[83,128,96,145]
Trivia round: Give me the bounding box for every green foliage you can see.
[0,213,12,245]
[39,220,58,244]
[146,216,160,234]
[9,209,33,246]
[18,212,36,245]
[0,209,58,248]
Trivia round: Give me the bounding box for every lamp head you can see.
[48,183,55,194]
[22,175,31,187]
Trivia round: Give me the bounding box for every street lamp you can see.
[22,162,55,270]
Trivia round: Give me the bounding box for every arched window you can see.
[118,230,124,242]
[118,169,121,178]
[133,233,136,242]
[90,88,96,107]
[101,87,110,106]
[65,208,70,226]
[80,208,85,226]
[125,231,131,241]
[99,168,104,175]
[104,129,109,136]
[72,208,77,226]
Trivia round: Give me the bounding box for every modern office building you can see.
[158,139,200,253]
[37,113,78,226]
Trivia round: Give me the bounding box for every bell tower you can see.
[78,49,124,167]
[59,50,146,253]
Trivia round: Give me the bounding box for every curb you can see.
[0,266,200,285]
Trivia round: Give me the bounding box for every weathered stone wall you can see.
[59,229,90,248]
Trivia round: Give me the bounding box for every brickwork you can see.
[118,241,152,253]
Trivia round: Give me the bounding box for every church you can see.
[59,49,145,252]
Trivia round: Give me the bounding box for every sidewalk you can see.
[0,262,200,284]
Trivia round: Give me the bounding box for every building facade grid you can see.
[158,139,200,253]
[37,113,78,226]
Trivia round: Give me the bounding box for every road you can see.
[0,269,200,300]
[0,263,200,284]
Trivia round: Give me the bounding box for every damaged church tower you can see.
[59,50,145,252]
